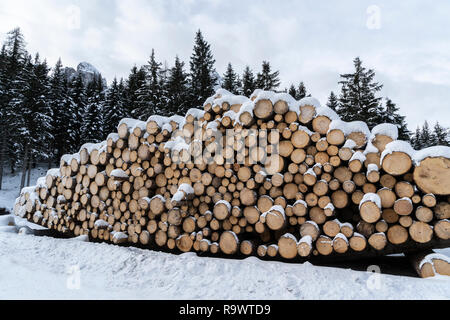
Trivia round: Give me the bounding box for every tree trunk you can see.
[20,145,29,193]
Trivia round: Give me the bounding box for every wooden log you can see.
[434,220,450,240]
[413,157,450,195]
[278,234,298,259]
[387,225,408,245]
[407,250,450,278]
[382,152,412,176]
[219,231,239,255]
[409,221,433,244]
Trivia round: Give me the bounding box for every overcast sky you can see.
[1,0,449,130]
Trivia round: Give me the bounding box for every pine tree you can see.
[125,65,146,118]
[166,56,190,116]
[326,91,339,111]
[296,82,307,99]
[69,74,87,152]
[419,121,434,148]
[337,57,384,128]
[411,126,422,150]
[135,49,164,120]
[433,122,449,146]
[2,28,28,176]
[49,58,72,163]
[222,63,240,94]
[383,98,410,141]
[288,85,297,98]
[104,77,126,136]
[241,66,256,97]
[189,30,217,107]
[18,54,53,188]
[256,61,280,91]
[0,45,8,189]
[82,74,104,143]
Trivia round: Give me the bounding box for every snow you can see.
[359,193,382,210]
[79,141,106,155]
[299,235,313,246]
[297,125,314,136]
[305,220,320,231]
[118,118,146,132]
[61,153,80,165]
[343,139,357,150]
[325,203,335,211]
[36,177,47,188]
[364,141,379,155]
[412,146,450,165]
[371,123,399,141]
[46,168,61,178]
[161,123,173,133]
[168,115,186,130]
[172,184,194,202]
[298,97,321,109]
[305,168,316,177]
[94,220,109,229]
[333,233,349,245]
[315,106,340,120]
[294,199,308,208]
[0,231,448,299]
[367,164,379,173]
[147,115,168,128]
[235,100,255,125]
[107,133,120,143]
[164,136,190,152]
[110,169,129,179]
[215,200,231,212]
[328,120,371,138]
[281,233,298,243]
[350,151,367,163]
[396,197,413,205]
[381,140,415,163]
[419,253,450,269]
[214,94,249,107]
[186,108,206,120]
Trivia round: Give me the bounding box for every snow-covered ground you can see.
[0,165,50,213]
[0,167,449,300]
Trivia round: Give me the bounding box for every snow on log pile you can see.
[13,88,450,273]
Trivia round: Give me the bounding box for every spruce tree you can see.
[222,63,240,94]
[256,61,280,91]
[383,98,410,141]
[49,58,71,163]
[419,121,434,148]
[296,82,308,99]
[166,56,189,116]
[104,77,126,136]
[337,57,384,128]
[241,66,256,97]
[433,122,449,146]
[136,49,164,120]
[3,28,28,175]
[125,65,146,118]
[411,126,422,150]
[288,85,297,98]
[18,54,53,188]
[326,91,339,111]
[69,74,87,152]
[189,30,217,107]
[82,74,104,143]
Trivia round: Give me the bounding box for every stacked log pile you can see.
[13,88,450,268]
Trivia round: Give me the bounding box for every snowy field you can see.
[1,168,449,300]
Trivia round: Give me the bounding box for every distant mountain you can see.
[63,62,107,87]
